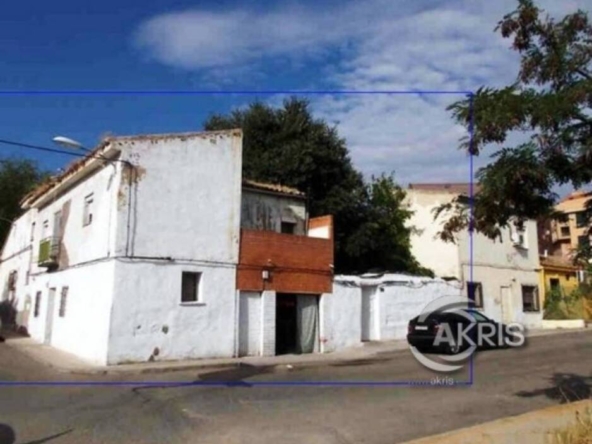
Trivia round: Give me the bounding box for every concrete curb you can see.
[4,327,590,377]
[401,400,592,444]
[3,336,405,377]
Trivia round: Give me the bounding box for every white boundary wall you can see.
[321,274,462,353]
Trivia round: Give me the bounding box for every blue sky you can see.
[1,0,591,193]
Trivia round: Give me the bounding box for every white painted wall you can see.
[378,280,463,340]
[238,291,262,357]
[0,160,121,343]
[25,261,115,364]
[406,190,461,278]
[112,131,243,263]
[320,283,361,353]
[261,290,277,356]
[321,275,463,352]
[107,260,237,364]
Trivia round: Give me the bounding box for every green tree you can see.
[204,98,430,275]
[0,158,48,246]
[345,175,434,276]
[440,0,592,241]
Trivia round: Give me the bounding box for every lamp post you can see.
[52,136,111,163]
[52,136,88,152]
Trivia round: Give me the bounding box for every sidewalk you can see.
[401,399,592,444]
[2,325,588,376]
[2,334,408,376]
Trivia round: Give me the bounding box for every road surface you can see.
[0,330,590,443]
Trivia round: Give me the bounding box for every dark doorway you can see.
[276,294,297,355]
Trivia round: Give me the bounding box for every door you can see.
[296,295,319,354]
[238,292,262,357]
[44,288,57,345]
[276,294,298,355]
[361,286,379,341]
[500,286,514,324]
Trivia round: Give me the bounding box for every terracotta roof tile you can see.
[540,255,580,270]
[242,179,305,197]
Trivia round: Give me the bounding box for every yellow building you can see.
[539,255,581,303]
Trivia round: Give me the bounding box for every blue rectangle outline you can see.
[0,89,475,387]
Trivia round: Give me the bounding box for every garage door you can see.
[238,291,262,357]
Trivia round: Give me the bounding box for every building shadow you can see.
[131,363,276,395]
[0,424,72,444]
[515,373,592,404]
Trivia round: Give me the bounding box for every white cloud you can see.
[133,0,592,186]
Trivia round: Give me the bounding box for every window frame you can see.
[560,225,570,237]
[521,285,540,312]
[58,287,69,318]
[34,292,42,317]
[466,281,484,309]
[280,221,297,234]
[181,271,203,305]
[83,193,94,227]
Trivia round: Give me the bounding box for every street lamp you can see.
[52,136,90,152]
[52,136,111,163]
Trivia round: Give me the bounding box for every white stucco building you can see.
[406,183,543,329]
[0,129,335,365]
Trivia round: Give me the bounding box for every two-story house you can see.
[0,129,333,365]
[406,183,543,329]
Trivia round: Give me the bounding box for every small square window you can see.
[83,194,94,226]
[281,221,296,234]
[181,272,202,303]
[522,285,540,312]
[560,226,570,237]
[467,282,484,308]
[34,292,42,317]
[576,212,588,228]
[59,287,69,318]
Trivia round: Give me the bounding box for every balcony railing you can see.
[38,237,60,267]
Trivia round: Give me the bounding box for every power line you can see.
[0,138,86,158]
[0,138,132,166]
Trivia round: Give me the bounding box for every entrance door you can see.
[296,295,319,354]
[361,286,379,341]
[276,294,297,355]
[501,286,514,324]
[44,288,56,345]
[238,292,262,357]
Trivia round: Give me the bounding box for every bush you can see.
[544,288,585,321]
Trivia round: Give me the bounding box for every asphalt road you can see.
[0,331,591,444]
